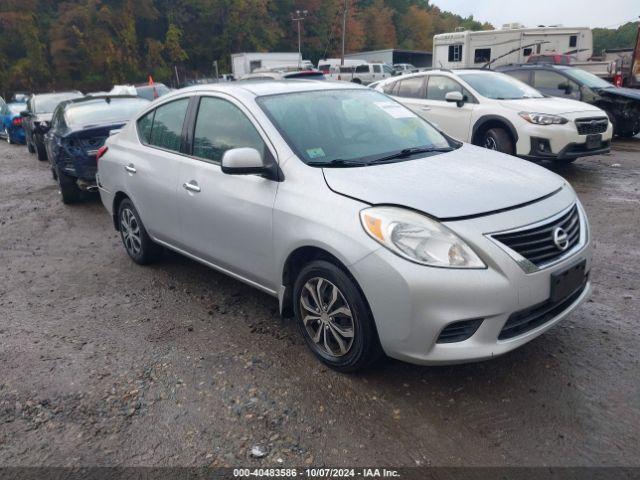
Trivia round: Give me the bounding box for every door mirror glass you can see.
[221,148,268,176]
[445,90,464,106]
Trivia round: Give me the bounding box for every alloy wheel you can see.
[120,208,142,256]
[484,135,498,150]
[299,277,355,357]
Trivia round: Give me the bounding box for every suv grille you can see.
[498,277,587,340]
[575,117,608,135]
[492,205,580,267]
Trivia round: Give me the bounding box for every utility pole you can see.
[341,0,348,66]
[291,10,309,69]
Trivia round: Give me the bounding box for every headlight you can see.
[518,112,568,125]
[360,206,485,269]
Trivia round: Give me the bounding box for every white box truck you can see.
[432,25,593,70]
[231,52,302,78]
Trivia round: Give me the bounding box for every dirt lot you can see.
[0,138,638,468]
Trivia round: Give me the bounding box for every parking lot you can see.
[0,138,638,467]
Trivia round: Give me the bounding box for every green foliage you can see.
[593,22,639,55]
[0,0,494,93]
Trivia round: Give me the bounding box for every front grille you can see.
[498,277,588,340]
[492,205,580,267]
[575,117,608,135]
[436,318,483,343]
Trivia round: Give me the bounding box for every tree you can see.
[361,0,397,50]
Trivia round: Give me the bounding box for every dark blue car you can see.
[43,95,149,204]
[0,98,26,144]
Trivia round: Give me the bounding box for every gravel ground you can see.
[0,138,638,467]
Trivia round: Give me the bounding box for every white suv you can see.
[376,69,613,162]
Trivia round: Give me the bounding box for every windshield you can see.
[34,93,82,113]
[258,89,452,166]
[564,68,613,89]
[65,98,149,126]
[459,72,544,100]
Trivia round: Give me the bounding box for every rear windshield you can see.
[285,72,326,80]
[34,93,82,113]
[65,98,149,126]
[8,103,25,114]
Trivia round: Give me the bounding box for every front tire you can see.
[293,260,382,372]
[117,199,162,265]
[482,127,514,155]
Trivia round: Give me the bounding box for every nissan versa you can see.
[96,82,591,372]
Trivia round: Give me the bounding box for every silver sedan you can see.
[96,81,592,372]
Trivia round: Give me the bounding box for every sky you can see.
[431,0,639,29]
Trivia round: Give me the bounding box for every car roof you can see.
[165,80,365,99]
[33,91,82,98]
[497,64,571,71]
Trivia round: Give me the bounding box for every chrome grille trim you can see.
[486,203,588,274]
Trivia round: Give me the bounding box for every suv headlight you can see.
[360,206,485,268]
[519,112,568,125]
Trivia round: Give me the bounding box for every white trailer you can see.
[231,52,302,78]
[433,25,593,70]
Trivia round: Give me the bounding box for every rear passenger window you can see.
[355,65,369,73]
[505,70,531,84]
[148,99,189,152]
[396,77,424,98]
[192,97,265,163]
[137,110,155,144]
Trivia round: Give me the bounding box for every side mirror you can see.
[445,90,465,107]
[221,147,275,178]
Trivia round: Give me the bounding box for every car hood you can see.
[498,97,603,115]
[322,144,565,219]
[596,86,640,101]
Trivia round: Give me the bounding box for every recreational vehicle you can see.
[432,25,593,70]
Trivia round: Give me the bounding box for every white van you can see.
[319,60,393,85]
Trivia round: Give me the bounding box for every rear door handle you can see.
[420,106,431,111]
[183,182,201,193]
[124,164,136,174]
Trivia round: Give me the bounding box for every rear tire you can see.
[57,168,81,204]
[36,141,47,161]
[482,128,514,155]
[117,199,163,265]
[293,260,382,373]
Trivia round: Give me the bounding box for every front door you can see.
[176,95,278,289]
[420,75,476,141]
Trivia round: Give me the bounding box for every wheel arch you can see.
[112,191,130,231]
[471,115,519,147]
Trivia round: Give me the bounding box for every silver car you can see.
[96,81,592,372]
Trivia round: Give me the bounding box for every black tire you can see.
[27,141,35,153]
[293,260,382,373]
[117,198,162,265]
[51,167,58,180]
[36,141,47,161]
[57,168,81,204]
[482,127,514,155]
[351,78,362,84]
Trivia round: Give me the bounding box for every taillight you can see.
[96,146,108,163]
[12,117,22,126]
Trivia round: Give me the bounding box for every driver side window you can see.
[533,71,579,99]
[426,76,474,103]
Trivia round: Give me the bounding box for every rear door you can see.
[175,94,278,288]
[124,97,190,244]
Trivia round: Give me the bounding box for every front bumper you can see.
[350,186,592,365]
[515,119,613,160]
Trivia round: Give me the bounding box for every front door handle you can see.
[124,164,137,174]
[183,182,201,193]
[420,106,431,111]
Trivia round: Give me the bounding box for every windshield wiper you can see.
[369,146,454,165]
[310,159,367,168]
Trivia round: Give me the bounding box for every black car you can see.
[22,91,83,160]
[43,95,149,204]
[496,64,640,138]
